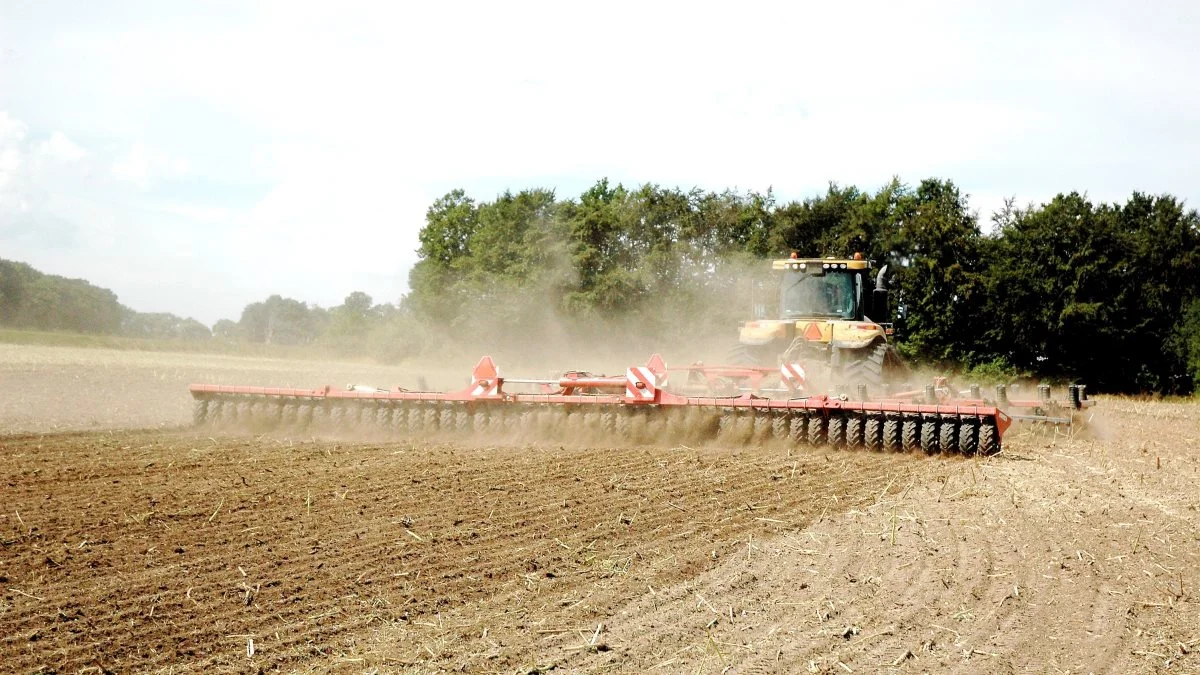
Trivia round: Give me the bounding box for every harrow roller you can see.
[189,355,1012,456]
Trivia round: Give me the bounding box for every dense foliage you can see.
[0,259,210,340]
[405,179,1200,394]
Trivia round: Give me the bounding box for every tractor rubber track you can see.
[192,396,1002,456]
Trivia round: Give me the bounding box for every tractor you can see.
[730,252,909,390]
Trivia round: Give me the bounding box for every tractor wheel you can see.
[726,343,771,366]
[840,340,910,391]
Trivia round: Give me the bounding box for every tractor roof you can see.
[772,257,871,271]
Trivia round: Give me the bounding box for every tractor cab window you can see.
[780,269,856,319]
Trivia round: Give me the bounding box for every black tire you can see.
[727,343,772,366]
[600,410,616,435]
[840,342,887,390]
[376,405,392,430]
[901,418,919,452]
[192,399,208,426]
[753,414,772,442]
[939,419,958,453]
[920,419,939,454]
[789,414,806,443]
[771,414,789,440]
[807,415,826,446]
[958,419,979,455]
[297,402,313,429]
[717,411,733,438]
[882,419,900,451]
[615,410,632,438]
[864,418,882,451]
[978,423,998,455]
[840,340,910,391]
[827,415,845,446]
[409,406,426,432]
[281,402,298,428]
[309,403,327,432]
[845,416,863,448]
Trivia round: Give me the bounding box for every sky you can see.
[2,0,1198,326]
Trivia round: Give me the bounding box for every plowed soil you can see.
[1,345,1198,673]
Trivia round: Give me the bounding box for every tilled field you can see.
[1,431,924,672]
[1,344,1199,673]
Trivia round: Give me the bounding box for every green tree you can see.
[888,179,984,364]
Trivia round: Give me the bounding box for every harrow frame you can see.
[190,355,1014,455]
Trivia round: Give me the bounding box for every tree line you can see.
[4,176,1198,394]
[405,178,1200,394]
[0,259,210,340]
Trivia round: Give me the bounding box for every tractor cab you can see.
[735,253,894,368]
[775,256,870,320]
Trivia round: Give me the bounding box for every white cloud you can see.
[36,131,86,163]
[0,111,29,207]
[110,142,189,189]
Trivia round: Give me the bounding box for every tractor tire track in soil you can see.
[0,430,925,672]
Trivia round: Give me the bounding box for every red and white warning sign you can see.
[780,362,807,392]
[625,367,659,401]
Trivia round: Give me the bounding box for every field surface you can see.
[1,344,1198,673]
